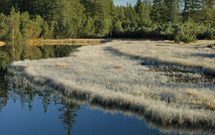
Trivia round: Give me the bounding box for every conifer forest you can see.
[0,0,215,69]
[0,0,215,42]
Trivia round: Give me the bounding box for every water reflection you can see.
[0,71,9,113]
[0,44,81,134]
[2,71,215,135]
[54,90,214,135]
[1,44,214,135]
[1,71,81,135]
[58,100,81,135]
[6,69,214,135]
[0,44,81,70]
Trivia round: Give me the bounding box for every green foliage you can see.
[122,18,131,31]
[160,24,177,40]
[94,16,110,37]
[112,19,124,36]
[174,22,198,43]
[7,7,22,44]
[32,15,44,38]
[0,0,214,42]
[150,0,169,24]
[41,21,54,39]
[206,28,215,39]
[82,17,95,37]
[19,12,44,40]
[0,13,9,40]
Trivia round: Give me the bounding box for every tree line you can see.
[0,0,215,44]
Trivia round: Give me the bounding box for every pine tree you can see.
[164,0,181,23]
[182,0,202,22]
[135,0,145,20]
[113,19,124,35]
[202,0,215,25]
[82,16,95,37]
[0,13,9,41]
[116,5,126,22]
[144,0,151,21]
[150,0,169,24]
[122,18,131,30]
[125,3,137,29]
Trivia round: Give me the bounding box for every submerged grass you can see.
[7,40,215,131]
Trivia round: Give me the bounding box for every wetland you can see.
[1,40,215,134]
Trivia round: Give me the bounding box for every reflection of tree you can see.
[10,83,37,112]
[0,44,82,133]
[3,70,82,134]
[58,100,81,135]
[38,91,52,114]
[0,72,10,112]
[0,44,81,70]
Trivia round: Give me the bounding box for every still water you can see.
[0,71,164,135]
[0,45,164,135]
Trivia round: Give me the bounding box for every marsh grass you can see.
[186,90,199,97]
[112,40,215,75]
[7,40,215,130]
[206,102,215,110]
[56,63,67,68]
[113,66,122,69]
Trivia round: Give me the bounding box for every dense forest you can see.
[0,0,215,44]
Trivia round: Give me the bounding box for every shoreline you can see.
[7,40,215,129]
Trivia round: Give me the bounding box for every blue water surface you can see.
[0,74,164,135]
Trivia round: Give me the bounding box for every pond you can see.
[0,71,164,135]
[0,44,212,135]
[0,45,164,135]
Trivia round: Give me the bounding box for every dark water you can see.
[0,45,165,135]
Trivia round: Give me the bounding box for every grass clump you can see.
[186,90,199,98]
[113,66,122,69]
[206,102,215,110]
[56,63,67,68]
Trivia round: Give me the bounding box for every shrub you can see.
[174,23,198,43]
